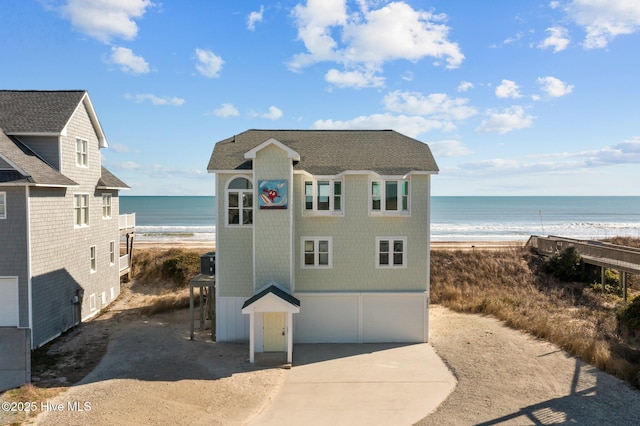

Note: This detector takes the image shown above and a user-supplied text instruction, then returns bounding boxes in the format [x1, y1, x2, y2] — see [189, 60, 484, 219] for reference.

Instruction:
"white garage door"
[0, 277, 19, 327]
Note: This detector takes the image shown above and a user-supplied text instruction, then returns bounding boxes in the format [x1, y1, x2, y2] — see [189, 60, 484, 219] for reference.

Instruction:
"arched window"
[227, 177, 253, 226]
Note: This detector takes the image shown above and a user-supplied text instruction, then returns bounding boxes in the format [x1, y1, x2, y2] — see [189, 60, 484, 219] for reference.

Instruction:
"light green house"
[207, 130, 438, 363]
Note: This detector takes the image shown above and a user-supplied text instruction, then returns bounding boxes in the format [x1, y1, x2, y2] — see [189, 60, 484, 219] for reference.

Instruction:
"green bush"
[544, 246, 583, 282]
[161, 250, 200, 287]
[618, 297, 640, 341]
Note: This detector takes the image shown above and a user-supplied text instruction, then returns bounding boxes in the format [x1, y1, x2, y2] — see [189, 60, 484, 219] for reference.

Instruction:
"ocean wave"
[134, 225, 216, 241]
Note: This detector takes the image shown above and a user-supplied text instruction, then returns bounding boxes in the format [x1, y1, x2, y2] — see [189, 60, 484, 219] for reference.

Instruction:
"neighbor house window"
[0, 192, 5, 219]
[227, 177, 253, 226]
[102, 194, 112, 219]
[371, 179, 409, 214]
[304, 179, 342, 214]
[109, 241, 115, 265]
[376, 237, 407, 268]
[74, 194, 89, 227]
[302, 237, 332, 268]
[76, 138, 88, 166]
[90, 246, 96, 273]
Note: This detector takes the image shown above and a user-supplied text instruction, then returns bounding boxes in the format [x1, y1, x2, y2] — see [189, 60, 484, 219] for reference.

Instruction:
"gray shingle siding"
[0, 187, 29, 328]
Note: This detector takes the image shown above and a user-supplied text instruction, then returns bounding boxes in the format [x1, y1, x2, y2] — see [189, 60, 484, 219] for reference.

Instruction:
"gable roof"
[0, 130, 78, 187]
[207, 129, 439, 176]
[0, 90, 107, 147]
[241, 284, 301, 310]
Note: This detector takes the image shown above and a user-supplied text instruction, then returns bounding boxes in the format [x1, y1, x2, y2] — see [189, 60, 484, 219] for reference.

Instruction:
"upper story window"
[102, 194, 112, 219]
[371, 179, 409, 215]
[90, 245, 97, 273]
[74, 194, 89, 227]
[304, 179, 342, 214]
[376, 237, 407, 268]
[302, 237, 332, 268]
[227, 177, 253, 226]
[76, 138, 88, 167]
[0, 192, 5, 219]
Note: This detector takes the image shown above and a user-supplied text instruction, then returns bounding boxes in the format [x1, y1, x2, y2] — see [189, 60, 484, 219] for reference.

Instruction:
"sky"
[2, 0, 640, 196]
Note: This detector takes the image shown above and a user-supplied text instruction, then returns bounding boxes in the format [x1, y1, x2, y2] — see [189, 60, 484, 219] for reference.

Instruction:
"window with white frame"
[0, 192, 5, 219]
[74, 194, 89, 227]
[102, 194, 112, 219]
[227, 177, 253, 226]
[376, 237, 407, 268]
[90, 245, 97, 273]
[76, 138, 88, 167]
[302, 237, 332, 268]
[304, 179, 342, 213]
[371, 179, 409, 214]
[109, 241, 115, 265]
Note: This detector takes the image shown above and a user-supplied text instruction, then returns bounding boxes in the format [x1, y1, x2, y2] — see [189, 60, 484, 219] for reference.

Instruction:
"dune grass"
[430, 245, 640, 387]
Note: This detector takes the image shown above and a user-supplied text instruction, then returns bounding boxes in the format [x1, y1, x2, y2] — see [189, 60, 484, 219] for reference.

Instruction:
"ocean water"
[120, 196, 640, 242]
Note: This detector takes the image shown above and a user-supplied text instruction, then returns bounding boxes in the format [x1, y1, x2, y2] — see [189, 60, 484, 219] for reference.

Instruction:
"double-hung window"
[90, 246, 97, 273]
[376, 237, 407, 268]
[302, 237, 332, 268]
[109, 241, 115, 266]
[227, 177, 253, 226]
[76, 138, 88, 167]
[371, 179, 409, 214]
[0, 192, 5, 219]
[304, 179, 342, 214]
[74, 194, 89, 227]
[102, 194, 112, 219]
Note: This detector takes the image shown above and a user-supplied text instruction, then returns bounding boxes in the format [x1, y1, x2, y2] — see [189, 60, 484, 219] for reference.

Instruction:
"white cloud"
[565, 0, 640, 48]
[476, 106, 535, 134]
[583, 137, 640, 166]
[124, 93, 185, 106]
[60, 0, 154, 43]
[247, 5, 264, 31]
[108, 143, 132, 153]
[107, 46, 149, 75]
[495, 79, 522, 99]
[549, 1, 561, 9]
[107, 160, 207, 179]
[195, 48, 224, 78]
[289, 1, 464, 85]
[383, 91, 477, 121]
[213, 103, 239, 118]
[325, 68, 385, 88]
[428, 140, 473, 157]
[538, 26, 570, 52]
[260, 106, 283, 120]
[457, 81, 474, 92]
[313, 113, 454, 138]
[537, 76, 574, 97]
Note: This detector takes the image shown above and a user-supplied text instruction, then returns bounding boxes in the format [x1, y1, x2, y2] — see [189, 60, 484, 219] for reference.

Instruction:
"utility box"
[200, 252, 216, 276]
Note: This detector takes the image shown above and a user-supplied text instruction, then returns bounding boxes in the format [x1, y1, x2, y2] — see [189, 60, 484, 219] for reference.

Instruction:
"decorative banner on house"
[258, 180, 288, 209]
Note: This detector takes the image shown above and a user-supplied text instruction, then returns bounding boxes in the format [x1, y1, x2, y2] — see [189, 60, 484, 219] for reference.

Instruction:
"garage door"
[0, 277, 19, 326]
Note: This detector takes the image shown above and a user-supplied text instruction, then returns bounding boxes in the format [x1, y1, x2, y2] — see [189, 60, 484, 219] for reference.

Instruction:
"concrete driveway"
[250, 343, 456, 426]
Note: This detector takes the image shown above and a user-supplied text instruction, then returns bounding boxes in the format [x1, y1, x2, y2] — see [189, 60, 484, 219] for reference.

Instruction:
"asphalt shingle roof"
[98, 166, 130, 189]
[207, 129, 439, 175]
[0, 90, 86, 134]
[242, 284, 301, 310]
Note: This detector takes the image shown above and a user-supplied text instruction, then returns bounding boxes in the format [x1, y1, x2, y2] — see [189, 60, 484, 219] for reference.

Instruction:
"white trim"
[244, 138, 300, 161]
[109, 240, 116, 266]
[0, 153, 29, 176]
[73, 193, 90, 228]
[375, 236, 407, 268]
[301, 177, 344, 216]
[102, 193, 112, 219]
[89, 293, 96, 312]
[90, 245, 97, 273]
[301, 237, 333, 268]
[225, 175, 254, 228]
[26, 186, 33, 341]
[0, 191, 5, 219]
[75, 138, 88, 167]
[369, 177, 410, 216]
[289, 164, 294, 292]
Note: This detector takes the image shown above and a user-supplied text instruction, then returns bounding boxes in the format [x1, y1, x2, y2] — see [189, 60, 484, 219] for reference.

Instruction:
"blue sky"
[2, 0, 640, 196]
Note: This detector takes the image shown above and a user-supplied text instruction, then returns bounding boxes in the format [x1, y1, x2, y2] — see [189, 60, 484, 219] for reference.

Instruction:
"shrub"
[618, 297, 640, 342]
[161, 250, 201, 287]
[544, 246, 583, 282]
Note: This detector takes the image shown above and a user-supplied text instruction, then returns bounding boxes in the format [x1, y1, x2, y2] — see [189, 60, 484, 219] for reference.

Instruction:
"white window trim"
[225, 175, 254, 228]
[301, 237, 333, 269]
[376, 237, 407, 269]
[89, 293, 96, 312]
[90, 245, 97, 273]
[0, 192, 6, 219]
[369, 178, 410, 216]
[74, 193, 90, 228]
[76, 138, 88, 167]
[109, 241, 115, 266]
[102, 193, 112, 219]
[302, 177, 344, 216]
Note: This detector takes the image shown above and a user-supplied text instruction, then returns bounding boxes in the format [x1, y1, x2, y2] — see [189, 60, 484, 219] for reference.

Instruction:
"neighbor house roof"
[0, 130, 78, 187]
[0, 90, 108, 147]
[207, 129, 439, 176]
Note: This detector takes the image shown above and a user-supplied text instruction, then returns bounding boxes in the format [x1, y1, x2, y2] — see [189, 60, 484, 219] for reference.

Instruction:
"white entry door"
[263, 312, 285, 352]
[0, 277, 19, 326]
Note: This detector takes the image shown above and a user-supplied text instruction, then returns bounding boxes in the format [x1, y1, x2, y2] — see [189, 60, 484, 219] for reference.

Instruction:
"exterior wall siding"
[16, 135, 60, 170]
[216, 173, 253, 298]
[253, 145, 292, 291]
[0, 187, 29, 328]
[29, 103, 121, 347]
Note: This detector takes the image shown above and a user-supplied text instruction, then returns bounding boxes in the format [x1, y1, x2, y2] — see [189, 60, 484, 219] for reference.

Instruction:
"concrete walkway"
[250, 343, 456, 425]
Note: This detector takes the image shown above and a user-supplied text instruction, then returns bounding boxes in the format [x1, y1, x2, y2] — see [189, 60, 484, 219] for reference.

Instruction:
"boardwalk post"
[622, 271, 627, 302]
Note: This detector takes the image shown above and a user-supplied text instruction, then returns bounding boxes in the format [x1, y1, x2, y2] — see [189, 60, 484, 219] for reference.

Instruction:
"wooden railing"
[119, 213, 136, 230]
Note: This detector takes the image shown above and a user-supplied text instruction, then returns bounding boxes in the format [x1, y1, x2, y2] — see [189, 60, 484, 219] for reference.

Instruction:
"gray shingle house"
[0, 90, 128, 390]
[208, 129, 438, 363]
